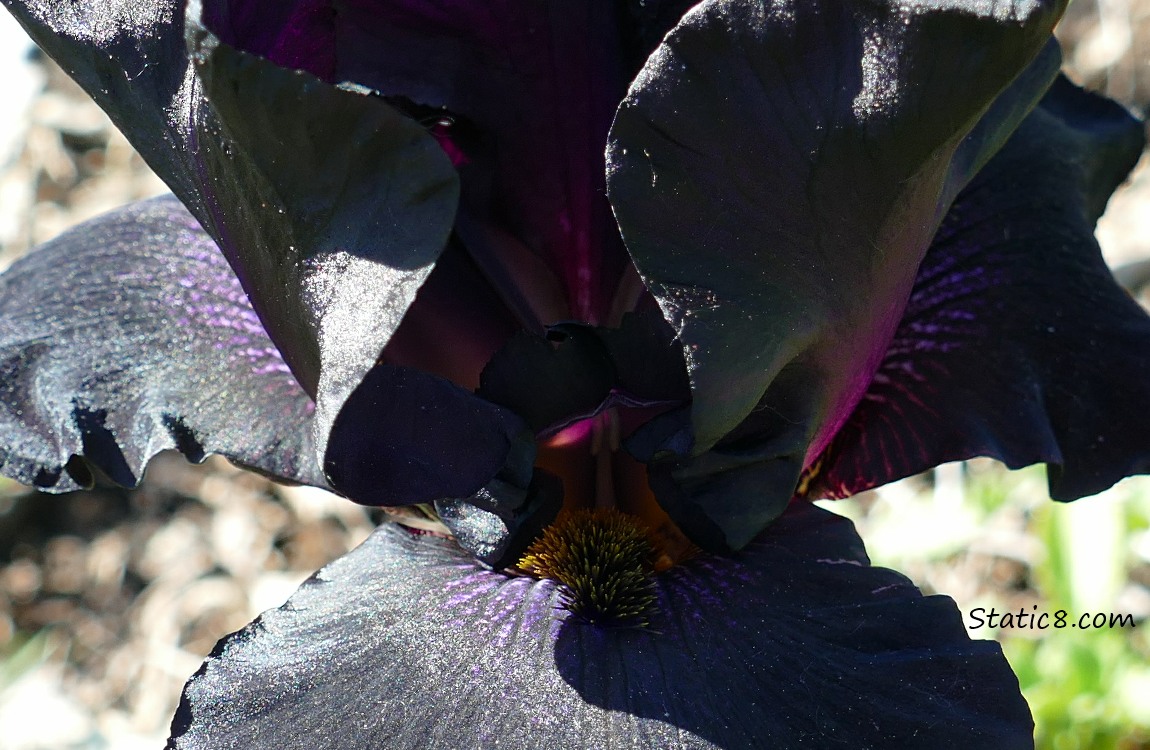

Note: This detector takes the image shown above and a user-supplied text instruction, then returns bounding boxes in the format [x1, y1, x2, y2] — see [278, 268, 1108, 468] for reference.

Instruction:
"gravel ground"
[0, 5, 1147, 749]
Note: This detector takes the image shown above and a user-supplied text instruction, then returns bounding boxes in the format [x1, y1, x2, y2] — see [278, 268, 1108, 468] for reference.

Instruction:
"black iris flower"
[1, 0, 1148, 747]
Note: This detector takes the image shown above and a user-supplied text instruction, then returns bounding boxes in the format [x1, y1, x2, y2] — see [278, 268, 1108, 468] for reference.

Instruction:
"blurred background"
[0, 4, 1148, 749]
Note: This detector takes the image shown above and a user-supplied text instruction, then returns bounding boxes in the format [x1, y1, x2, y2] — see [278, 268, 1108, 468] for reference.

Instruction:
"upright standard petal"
[801, 77, 1150, 502]
[4, 1, 501, 508]
[202, 0, 645, 326]
[0, 197, 322, 491]
[4, 0, 458, 399]
[168, 502, 1033, 749]
[606, 0, 1065, 550]
[182, 20, 530, 509]
[185, 13, 458, 401]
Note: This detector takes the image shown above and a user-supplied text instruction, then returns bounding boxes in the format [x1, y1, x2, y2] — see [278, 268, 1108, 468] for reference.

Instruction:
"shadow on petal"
[167, 502, 1031, 749]
[607, 0, 1064, 551]
[805, 76, 1150, 503]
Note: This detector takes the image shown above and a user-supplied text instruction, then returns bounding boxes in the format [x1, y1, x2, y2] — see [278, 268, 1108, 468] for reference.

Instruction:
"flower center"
[535, 408, 694, 573]
[517, 507, 657, 627]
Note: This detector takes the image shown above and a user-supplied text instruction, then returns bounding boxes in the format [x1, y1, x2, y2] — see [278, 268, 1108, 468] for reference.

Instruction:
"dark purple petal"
[168, 502, 1032, 749]
[937, 40, 1064, 219]
[202, 0, 638, 325]
[186, 26, 520, 512]
[5, 1, 489, 506]
[598, 307, 692, 405]
[7, 0, 457, 400]
[323, 364, 533, 507]
[606, 0, 1064, 550]
[190, 15, 538, 515]
[478, 325, 617, 435]
[323, 353, 557, 564]
[0, 197, 322, 491]
[186, 19, 457, 411]
[433, 468, 563, 568]
[380, 238, 522, 392]
[200, 0, 336, 78]
[476, 313, 689, 439]
[803, 76, 1150, 502]
[329, 0, 633, 324]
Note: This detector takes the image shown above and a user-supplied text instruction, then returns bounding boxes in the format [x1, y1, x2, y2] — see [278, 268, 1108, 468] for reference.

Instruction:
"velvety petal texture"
[0, 197, 322, 491]
[606, 0, 1065, 550]
[323, 364, 532, 506]
[802, 76, 1150, 502]
[477, 314, 689, 436]
[168, 503, 1033, 749]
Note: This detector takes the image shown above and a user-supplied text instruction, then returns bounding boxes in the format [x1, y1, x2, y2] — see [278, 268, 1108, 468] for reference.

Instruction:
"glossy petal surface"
[169, 503, 1032, 749]
[184, 23, 518, 505]
[203, 0, 638, 325]
[4, 1, 484, 505]
[607, 0, 1064, 550]
[804, 77, 1150, 501]
[187, 18, 459, 402]
[5, 0, 459, 395]
[0, 197, 322, 491]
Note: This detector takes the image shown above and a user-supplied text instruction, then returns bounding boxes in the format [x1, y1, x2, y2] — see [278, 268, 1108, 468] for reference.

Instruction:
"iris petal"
[4, 0, 539, 506]
[803, 76, 1150, 501]
[169, 502, 1032, 748]
[323, 363, 532, 507]
[0, 197, 322, 491]
[201, 0, 637, 324]
[7, 0, 459, 405]
[322, 0, 634, 323]
[606, 0, 1065, 550]
[187, 16, 460, 463]
[188, 22, 527, 509]
[200, 0, 336, 79]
